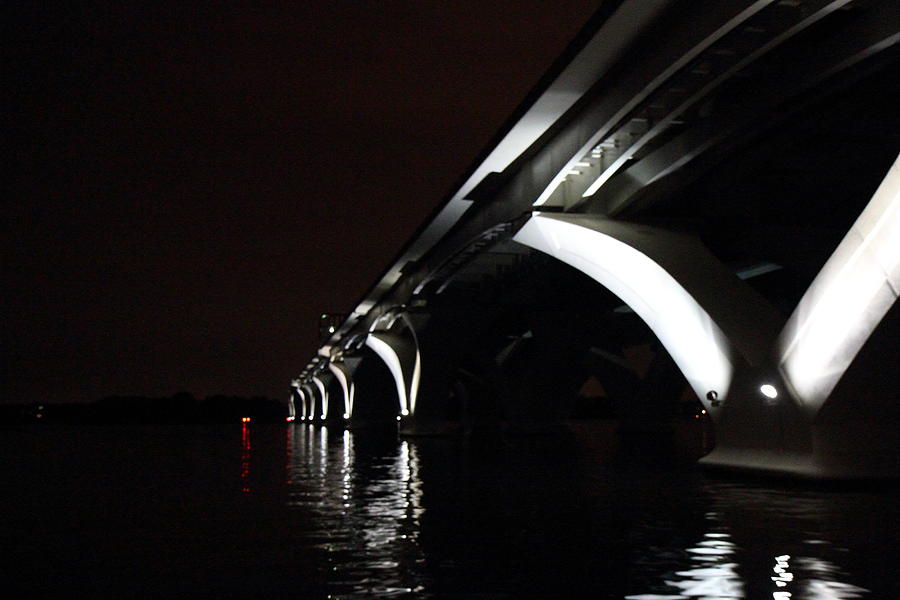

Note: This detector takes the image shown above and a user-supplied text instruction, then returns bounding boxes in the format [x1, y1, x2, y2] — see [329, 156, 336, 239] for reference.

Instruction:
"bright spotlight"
[760, 384, 778, 399]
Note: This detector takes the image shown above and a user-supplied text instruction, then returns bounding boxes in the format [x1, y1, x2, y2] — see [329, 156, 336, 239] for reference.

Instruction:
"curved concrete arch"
[287, 389, 297, 422]
[312, 375, 328, 420]
[398, 314, 423, 416]
[302, 381, 316, 421]
[778, 154, 900, 417]
[298, 386, 310, 421]
[365, 331, 421, 417]
[328, 361, 356, 420]
[513, 213, 783, 411]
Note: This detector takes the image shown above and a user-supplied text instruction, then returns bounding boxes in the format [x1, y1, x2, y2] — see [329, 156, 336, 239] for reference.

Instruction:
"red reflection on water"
[241, 421, 251, 493]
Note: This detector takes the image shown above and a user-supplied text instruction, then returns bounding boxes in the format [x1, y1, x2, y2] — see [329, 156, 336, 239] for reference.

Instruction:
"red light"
[286, 416, 294, 422]
[242, 417, 251, 423]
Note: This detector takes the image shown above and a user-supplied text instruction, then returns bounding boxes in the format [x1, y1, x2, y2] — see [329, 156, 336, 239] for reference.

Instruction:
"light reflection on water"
[283, 425, 894, 599]
[622, 484, 885, 600]
[286, 425, 428, 598]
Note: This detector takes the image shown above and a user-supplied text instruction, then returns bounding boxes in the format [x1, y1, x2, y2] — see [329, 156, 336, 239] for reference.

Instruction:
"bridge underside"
[296, 1, 899, 479]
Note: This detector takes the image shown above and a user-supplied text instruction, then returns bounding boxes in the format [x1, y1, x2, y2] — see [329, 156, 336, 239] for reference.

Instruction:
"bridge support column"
[367, 310, 485, 436]
[328, 357, 361, 423]
[513, 157, 899, 479]
[287, 386, 297, 422]
[311, 371, 344, 424]
[411, 329, 466, 436]
[706, 155, 900, 478]
[301, 383, 317, 423]
[513, 212, 782, 414]
[365, 331, 419, 418]
[512, 212, 832, 476]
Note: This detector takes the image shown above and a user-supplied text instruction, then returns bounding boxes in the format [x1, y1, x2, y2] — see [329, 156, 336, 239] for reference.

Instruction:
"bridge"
[290, 0, 899, 479]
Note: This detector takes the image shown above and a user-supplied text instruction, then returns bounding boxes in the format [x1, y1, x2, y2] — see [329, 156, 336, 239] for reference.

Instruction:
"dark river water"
[2, 423, 896, 599]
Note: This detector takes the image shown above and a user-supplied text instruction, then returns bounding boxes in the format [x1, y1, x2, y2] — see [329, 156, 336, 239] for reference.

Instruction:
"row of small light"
[285, 414, 407, 422]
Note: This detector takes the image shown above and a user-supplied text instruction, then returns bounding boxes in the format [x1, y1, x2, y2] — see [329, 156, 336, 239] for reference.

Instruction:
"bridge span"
[292, 0, 899, 479]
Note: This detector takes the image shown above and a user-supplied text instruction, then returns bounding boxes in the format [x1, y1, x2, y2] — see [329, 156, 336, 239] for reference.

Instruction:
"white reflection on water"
[285, 426, 428, 598]
[626, 486, 875, 600]
[772, 553, 793, 596]
[793, 556, 869, 599]
[626, 514, 744, 600]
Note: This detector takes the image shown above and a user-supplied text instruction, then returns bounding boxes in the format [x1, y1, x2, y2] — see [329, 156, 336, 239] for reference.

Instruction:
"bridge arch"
[364, 312, 422, 418]
[777, 154, 900, 418]
[513, 213, 783, 416]
[300, 383, 316, 422]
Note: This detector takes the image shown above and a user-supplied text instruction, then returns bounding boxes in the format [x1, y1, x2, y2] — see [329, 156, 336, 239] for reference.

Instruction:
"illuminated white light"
[409, 350, 421, 414]
[401, 409, 410, 416]
[365, 335, 410, 416]
[294, 387, 307, 420]
[771, 555, 793, 591]
[400, 313, 423, 415]
[514, 215, 733, 404]
[575, 161, 591, 167]
[329, 363, 354, 420]
[301, 386, 314, 421]
[343, 413, 350, 420]
[779, 155, 900, 415]
[760, 384, 778, 399]
[396, 416, 402, 421]
[312, 376, 328, 420]
[349, 381, 355, 418]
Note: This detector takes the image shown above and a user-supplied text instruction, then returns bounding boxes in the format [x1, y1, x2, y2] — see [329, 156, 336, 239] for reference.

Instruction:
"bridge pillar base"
[703, 368, 898, 480]
[398, 418, 461, 437]
[343, 417, 395, 431]
[701, 420, 899, 480]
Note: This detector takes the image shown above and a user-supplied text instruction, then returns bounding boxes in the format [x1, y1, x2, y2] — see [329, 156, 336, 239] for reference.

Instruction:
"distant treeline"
[1, 393, 287, 425]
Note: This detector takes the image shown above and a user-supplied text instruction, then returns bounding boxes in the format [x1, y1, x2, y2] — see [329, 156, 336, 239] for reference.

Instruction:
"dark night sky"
[4, 1, 601, 403]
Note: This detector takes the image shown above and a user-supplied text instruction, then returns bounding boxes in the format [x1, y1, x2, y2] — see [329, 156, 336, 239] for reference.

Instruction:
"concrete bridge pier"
[308, 370, 343, 425]
[703, 304, 900, 480]
[328, 357, 361, 424]
[391, 309, 472, 437]
[509, 159, 900, 479]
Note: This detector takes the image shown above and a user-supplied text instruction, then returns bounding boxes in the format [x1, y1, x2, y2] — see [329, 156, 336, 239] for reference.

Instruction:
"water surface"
[2, 423, 896, 598]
